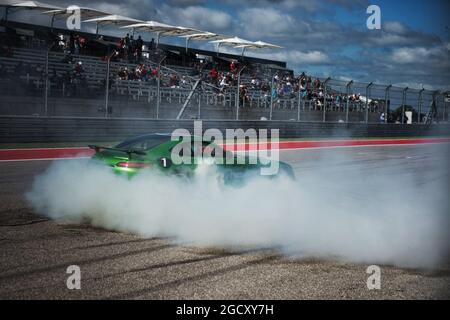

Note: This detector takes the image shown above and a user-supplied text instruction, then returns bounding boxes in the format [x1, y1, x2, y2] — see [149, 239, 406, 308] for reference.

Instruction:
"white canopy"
[236, 40, 283, 49]
[181, 32, 226, 41]
[121, 21, 178, 33]
[83, 14, 143, 34]
[210, 36, 255, 47]
[43, 6, 110, 19]
[209, 36, 255, 55]
[1, 0, 62, 20]
[121, 21, 200, 46]
[1, 0, 61, 10]
[234, 40, 283, 56]
[84, 14, 143, 26]
[42, 6, 110, 28]
[180, 32, 227, 52]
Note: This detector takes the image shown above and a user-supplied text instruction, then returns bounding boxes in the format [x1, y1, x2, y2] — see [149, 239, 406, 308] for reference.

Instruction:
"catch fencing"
[0, 47, 448, 124]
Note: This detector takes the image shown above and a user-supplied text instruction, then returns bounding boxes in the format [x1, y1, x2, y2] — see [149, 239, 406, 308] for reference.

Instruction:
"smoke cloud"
[26, 148, 450, 269]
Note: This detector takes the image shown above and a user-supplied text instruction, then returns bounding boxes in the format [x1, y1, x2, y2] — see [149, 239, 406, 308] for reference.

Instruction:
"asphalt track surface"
[0, 144, 449, 299]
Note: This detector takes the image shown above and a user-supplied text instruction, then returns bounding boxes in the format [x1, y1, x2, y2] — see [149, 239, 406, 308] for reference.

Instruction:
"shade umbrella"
[209, 36, 255, 56]
[234, 40, 283, 56]
[43, 6, 110, 28]
[0, 0, 62, 21]
[121, 21, 195, 47]
[180, 32, 227, 53]
[237, 40, 283, 49]
[83, 14, 143, 34]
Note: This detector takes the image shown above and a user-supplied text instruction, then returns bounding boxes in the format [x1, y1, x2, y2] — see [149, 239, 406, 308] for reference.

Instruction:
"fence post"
[156, 56, 167, 119]
[236, 66, 246, 120]
[105, 57, 110, 118]
[345, 80, 353, 123]
[401, 87, 408, 124]
[442, 92, 445, 122]
[384, 84, 392, 124]
[432, 91, 439, 123]
[269, 75, 275, 120]
[297, 89, 302, 122]
[418, 88, 424, 124]
[198, 93, 201, 119]
[44, 49, 49, 117]
[365, 82, 373, 123]
[323, 77, 331, 122]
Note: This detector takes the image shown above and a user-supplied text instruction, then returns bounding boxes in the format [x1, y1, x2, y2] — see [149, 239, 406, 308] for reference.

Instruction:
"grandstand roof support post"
[156, 32, 161, 48]
[50, 13, 56, 30]
[418, 88, 424, 124]
[185, 37, 190, 53]
[384, 84, 392, 124]
[216, 43, 223, 57]
[345, 80, 353, 123]
[401, 87, 409, 124]
[269, 75, 275, 120]
[4, 7, 9, 22]
[323, 77, 331, 123]
[365, 82, 373, 124]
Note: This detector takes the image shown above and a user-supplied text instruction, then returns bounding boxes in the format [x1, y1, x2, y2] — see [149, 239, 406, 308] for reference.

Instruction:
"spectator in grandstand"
[74, 61, 84, 75]
[117, 37, 126, 59]
[118, 67, 129, 80]
[230, 60, 237, 74]
[149, 38, 155, 50]
[136, 36, 144, 63]
[79, 36, 87, 55]
[379, 113, 386, 123]
[169, 74, 180, 88]
[127, 35, 135, 63]
[209, 67, 218, 85]
[73, 35, 80, 55]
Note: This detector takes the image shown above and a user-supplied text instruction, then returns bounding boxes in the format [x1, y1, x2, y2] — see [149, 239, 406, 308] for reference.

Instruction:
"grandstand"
[0, 4, 448, 124]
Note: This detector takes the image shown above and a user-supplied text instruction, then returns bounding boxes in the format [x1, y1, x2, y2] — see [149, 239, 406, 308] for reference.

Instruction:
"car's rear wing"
[88, 145, 146, 158]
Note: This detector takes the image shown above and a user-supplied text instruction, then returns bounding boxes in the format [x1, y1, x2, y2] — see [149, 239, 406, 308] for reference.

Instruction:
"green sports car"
[89, 133, 295, 183]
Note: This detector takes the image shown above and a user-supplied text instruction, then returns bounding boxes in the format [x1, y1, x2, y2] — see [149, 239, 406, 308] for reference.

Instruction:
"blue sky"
[3, 0, 450, 89]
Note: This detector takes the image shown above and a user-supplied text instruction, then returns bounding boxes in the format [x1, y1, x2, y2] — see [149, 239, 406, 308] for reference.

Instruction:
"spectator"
[136, 36, 143, 63]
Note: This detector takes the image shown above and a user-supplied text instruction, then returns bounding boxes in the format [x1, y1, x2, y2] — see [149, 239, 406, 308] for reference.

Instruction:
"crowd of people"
[51, 32, 88, 56]
[117, 34, 145, 64]
[0, 27, 385, 113]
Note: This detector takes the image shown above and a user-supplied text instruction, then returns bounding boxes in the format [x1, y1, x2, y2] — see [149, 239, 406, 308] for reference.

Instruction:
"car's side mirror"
[159, 157, 172, 168]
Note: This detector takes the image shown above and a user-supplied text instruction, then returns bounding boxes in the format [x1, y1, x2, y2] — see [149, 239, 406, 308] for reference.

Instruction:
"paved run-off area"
[0, 144, 449, 299]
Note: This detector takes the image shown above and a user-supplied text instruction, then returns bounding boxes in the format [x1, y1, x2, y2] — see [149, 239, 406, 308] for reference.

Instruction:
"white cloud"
[256, 50, 330, 65]
[158, 5, 232, 32]
[237, 8, 297, 38]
